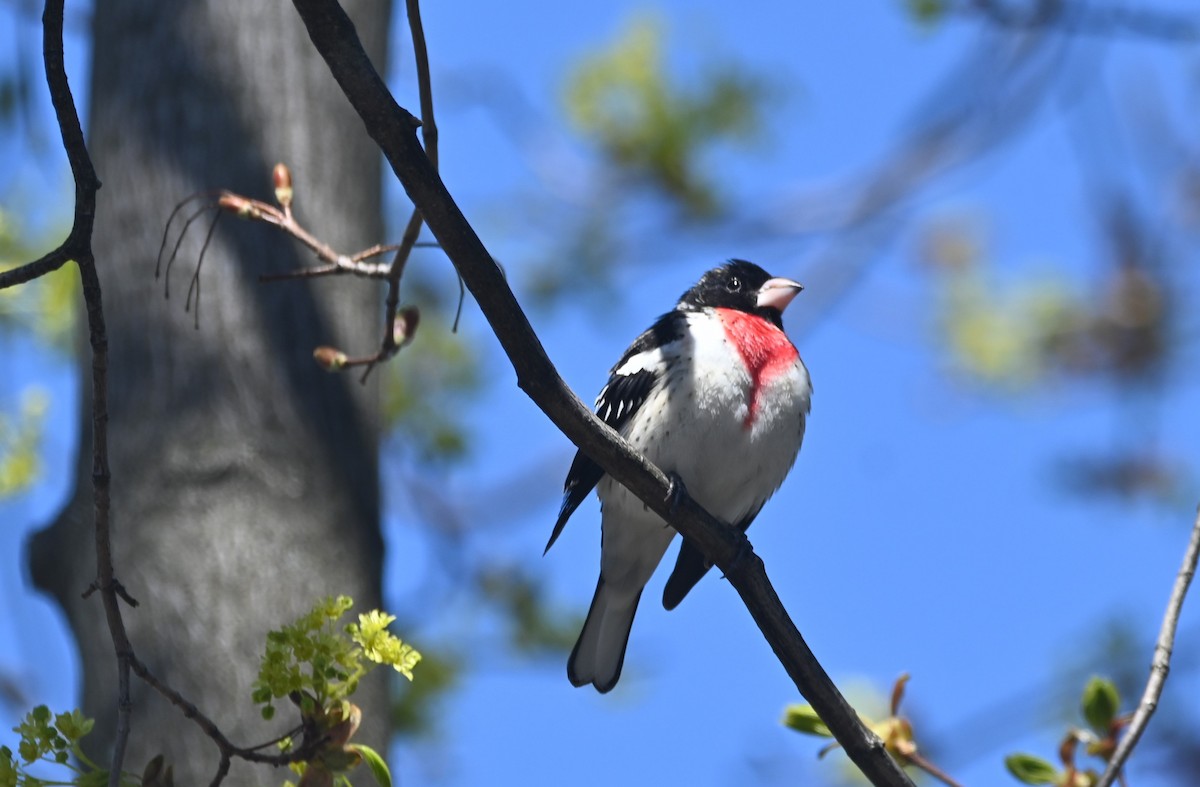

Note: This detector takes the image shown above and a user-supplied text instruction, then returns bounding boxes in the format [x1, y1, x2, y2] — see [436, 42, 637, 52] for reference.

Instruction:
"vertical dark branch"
[43, 0, 99, 227]
[40, 2, 129, 785]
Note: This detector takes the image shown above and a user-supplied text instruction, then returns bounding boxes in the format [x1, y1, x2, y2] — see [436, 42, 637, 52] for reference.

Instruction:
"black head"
[677, 260, 803, 326]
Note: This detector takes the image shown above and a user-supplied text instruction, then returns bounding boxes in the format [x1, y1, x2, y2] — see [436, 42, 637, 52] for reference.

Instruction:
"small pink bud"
[273, 163, 294, 208]
[392, 305, 420, 349]
[313, 346, 348, 371]
[217, 193, 258, 218]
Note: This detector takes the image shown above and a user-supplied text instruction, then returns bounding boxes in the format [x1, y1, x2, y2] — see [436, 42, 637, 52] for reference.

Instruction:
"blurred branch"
[290, 1, 914, 785]
[957, 0, 1200, 41]
[1095, 505, 1200, 787]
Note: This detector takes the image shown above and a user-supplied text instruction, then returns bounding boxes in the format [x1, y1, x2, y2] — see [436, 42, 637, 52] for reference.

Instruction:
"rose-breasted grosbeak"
[545, 259, 811, 693]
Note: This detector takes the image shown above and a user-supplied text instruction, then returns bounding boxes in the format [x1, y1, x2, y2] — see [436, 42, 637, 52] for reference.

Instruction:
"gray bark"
[28, 1, 393, 783]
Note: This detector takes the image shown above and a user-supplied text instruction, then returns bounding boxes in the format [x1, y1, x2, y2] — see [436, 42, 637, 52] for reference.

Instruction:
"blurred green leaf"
[348, 744, 391, 787]
[0, 387, 47, 497]
[564, 14, 772, 218]
[391, 649, 460, 737]
[1081, 676, 1121, 734]
[1004, 753, 1060, 785]
[781, 704, 833, 737]
[381, 321, 479, 464]
[905, 0, 947, 25]
[0, 208, 79, 349]
[479, 567, 583, 654]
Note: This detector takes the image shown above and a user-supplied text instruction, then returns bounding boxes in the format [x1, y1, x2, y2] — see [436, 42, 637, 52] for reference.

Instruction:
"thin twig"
[208, 755, 230, 787]
[0, 245, 70, 290]
[129, 655, 321, 770]
[1095, 505, 1200, 787]
[155, 191, 221, 282]
[906, 751, 963, 787]
[160, 202, 220, 299]
[358, 0, 441, 382]
[185, 211, 222, 328]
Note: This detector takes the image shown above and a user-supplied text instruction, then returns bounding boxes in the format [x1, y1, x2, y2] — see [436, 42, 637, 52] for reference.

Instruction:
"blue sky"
[4, 2, 1200, 786]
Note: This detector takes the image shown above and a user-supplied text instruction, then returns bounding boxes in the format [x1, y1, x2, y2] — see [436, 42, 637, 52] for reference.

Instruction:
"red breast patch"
[715, 308, 799, 429]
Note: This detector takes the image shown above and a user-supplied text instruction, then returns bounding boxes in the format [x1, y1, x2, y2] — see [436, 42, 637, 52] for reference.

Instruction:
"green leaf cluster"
[251, 597, 421, 721]
[564, 14, 770, 217]
[1, 706, 127, 787]
[1005, 677, 1123, 786]
[345, 610, 421, 680]
[251, 597, 419, 787]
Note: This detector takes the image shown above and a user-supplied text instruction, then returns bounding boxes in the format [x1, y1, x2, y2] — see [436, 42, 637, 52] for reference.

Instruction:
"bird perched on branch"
[545, 259, 811, 693]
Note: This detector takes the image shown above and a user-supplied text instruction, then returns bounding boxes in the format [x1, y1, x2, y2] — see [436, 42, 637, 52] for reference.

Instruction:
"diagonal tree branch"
[1095, 505, 1200, 787]
[288, 1, 913, 784]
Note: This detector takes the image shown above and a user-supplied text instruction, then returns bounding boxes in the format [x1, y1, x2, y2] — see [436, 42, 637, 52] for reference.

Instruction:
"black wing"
[661, 505, 762, 610]
[543, 312, 685, 554]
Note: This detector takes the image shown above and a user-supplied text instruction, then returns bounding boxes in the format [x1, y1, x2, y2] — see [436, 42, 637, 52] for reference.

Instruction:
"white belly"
[596, 312, 810, 592]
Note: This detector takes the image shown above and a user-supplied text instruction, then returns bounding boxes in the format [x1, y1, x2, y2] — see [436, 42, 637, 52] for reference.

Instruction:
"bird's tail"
[567, 576, 641, 693]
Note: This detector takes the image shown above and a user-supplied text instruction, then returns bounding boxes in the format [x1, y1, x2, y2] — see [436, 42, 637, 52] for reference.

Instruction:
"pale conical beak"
[756, 277, 804, 311]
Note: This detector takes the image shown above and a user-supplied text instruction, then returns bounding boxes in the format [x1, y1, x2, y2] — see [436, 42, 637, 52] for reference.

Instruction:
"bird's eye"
[726, 276, 741, 291]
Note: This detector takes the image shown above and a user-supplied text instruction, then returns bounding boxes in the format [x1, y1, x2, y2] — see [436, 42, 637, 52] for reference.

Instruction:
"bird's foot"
[721, 532, 755, 579]
[665, 472, 687, 516]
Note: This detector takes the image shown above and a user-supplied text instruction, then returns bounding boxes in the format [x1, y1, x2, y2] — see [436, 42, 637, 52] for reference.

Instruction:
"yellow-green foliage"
[0, 705, 136, 787]
[252, 596, 421, 721]
[564, 14, 769, 217]
[0, 207, 77, 500]
[0, 209, 78, 349]
[0, 388, 47, 497]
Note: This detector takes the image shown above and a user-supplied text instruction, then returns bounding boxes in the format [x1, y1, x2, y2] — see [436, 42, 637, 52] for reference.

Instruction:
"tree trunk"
[29, 1, 392, 782]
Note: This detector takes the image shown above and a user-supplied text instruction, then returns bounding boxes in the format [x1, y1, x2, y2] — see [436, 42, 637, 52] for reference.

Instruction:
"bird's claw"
[665, 472, 687, 516]
[720, 532, 754, 579]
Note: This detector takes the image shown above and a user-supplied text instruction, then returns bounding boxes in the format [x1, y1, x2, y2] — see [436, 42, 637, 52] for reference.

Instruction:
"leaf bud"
[393, 305, 420, 349]
[313, 346, 348, 371]
[273, 163, 294, 208]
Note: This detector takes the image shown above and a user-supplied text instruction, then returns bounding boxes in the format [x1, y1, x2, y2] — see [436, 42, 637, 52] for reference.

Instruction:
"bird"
[544, 259, 812, 693]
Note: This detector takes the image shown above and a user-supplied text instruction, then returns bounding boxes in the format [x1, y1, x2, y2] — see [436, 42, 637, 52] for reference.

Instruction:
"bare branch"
[128, 654, 336, 787]
[1095, 505, 1200, 787]
[31, 2, 133, 786]
[357, 0, 442, 382]
[289, 1, 913, 784]
[0, 245, 71, 289]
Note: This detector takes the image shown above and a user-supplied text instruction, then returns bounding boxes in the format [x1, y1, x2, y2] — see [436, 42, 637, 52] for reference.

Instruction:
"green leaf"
[1004, 753, 1060, 785]
[781, 704, 832, 737]
[349, 744, 392, 787]
[78, 769, 113, 787]
[1081, 676, 1120, 733]
[0, 748, 16, 787]
[54, 708, 94, 742]
[906, 0, 946, 25]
